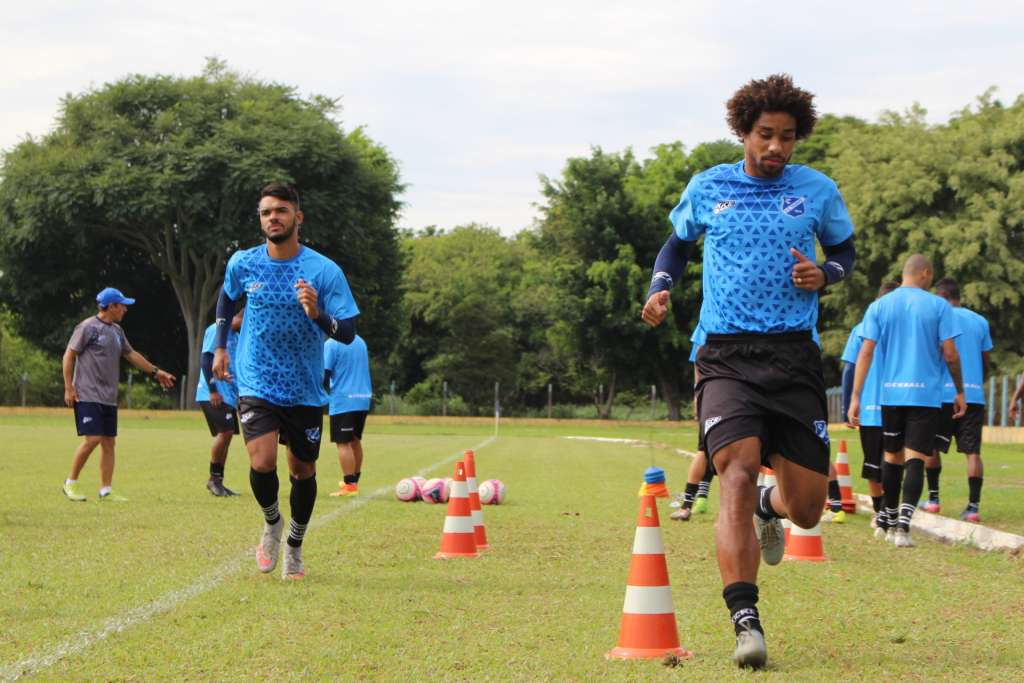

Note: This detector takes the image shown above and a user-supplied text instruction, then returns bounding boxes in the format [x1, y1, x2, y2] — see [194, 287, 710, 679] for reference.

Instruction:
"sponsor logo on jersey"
[305, 427, 321, 443]
[246, 282, 264, 294]
[704, 416, 722, 434]
[813, 419, 830, 445]
[713, 200, 736, 215]
[781, 195, 806, 217]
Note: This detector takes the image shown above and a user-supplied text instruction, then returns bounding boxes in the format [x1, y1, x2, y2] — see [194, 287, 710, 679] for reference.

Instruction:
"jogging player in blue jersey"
[213, 182, 359, 580]
[642, 74, 855, 669]
[925, 277, 991, 521]
[196, 308, 244, 497]
[842, 281, 900, 527]
[324, 335, 373, 497]
[848, 255, 965, 548]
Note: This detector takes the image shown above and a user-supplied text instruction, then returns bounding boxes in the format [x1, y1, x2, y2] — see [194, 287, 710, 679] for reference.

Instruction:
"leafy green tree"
[0, 59, 402, 405]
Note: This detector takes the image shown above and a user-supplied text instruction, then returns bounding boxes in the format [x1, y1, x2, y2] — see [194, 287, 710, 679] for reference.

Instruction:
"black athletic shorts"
[330, 410, 368, 443]
[198, 401, 239, 437]
[934, 402, 984, 455]
[859, 425, 883, 482]
[237, 396, 323, 462]
[696, 331, 830, 476]
[74, 401, 117, 437]
[882, 406, 939, 455]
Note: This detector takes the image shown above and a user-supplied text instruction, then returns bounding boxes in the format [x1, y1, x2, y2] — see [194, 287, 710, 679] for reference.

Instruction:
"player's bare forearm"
[945, 355, 964, 394]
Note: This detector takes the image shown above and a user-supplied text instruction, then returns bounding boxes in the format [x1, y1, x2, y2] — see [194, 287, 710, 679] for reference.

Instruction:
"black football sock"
[210, 462, 225, 478]
[967, 476, 983, 510]
[755, 486, 780, 521]
[827, 480, 842, 512]
[899, 459, 924, 532]
[249, 468, 281, 525]
[926, 464, 941, 501]
[882, 461, 904, 530]
[354, 470, 361, 483]
[871, 495, 883, 513]
[287, 475, 317, 548]
[681, 482, 699, 509]
[723, 582, 762, 635]
[343, 474, 358, 485]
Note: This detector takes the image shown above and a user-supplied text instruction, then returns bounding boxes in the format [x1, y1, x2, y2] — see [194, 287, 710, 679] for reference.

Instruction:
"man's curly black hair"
[726, 74, 818, 140]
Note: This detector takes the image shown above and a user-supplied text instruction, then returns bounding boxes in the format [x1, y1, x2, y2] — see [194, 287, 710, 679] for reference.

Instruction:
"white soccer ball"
[421, 478, 446, 503]
[395, 478, 420, 502]
[478, 479, 506, 505]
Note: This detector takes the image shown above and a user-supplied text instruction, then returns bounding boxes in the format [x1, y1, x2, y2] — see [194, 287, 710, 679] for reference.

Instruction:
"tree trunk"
[660, 376, 682, 421]
[599, 371, 617, 419]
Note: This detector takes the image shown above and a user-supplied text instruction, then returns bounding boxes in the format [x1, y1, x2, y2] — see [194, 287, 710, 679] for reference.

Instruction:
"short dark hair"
[935, 277, 959, 301]
[726, 74, 818, 140]
[878, 280, 900, 298]
[259, 181, 300, 208]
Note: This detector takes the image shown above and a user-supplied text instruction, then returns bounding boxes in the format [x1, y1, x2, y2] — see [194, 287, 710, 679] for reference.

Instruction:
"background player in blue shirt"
[642, 74, 855, 670]
[323, 335, 373, 497]
[669, 324, 715, 521]
[924, 278, 992, 521]
[841, 281, 900, 527]
[848, 255, 965, 547]
[213, 182, 359, 580]
[195, 309, 244, 497]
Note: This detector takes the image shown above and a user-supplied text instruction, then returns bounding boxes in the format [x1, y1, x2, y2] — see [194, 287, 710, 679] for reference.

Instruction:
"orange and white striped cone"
[606, 495, 693, 660]
[463, 450, 489, 550]
[783, 521, 827, 562]
[836, 440, 856, 513]
[434, 460, 478, 559]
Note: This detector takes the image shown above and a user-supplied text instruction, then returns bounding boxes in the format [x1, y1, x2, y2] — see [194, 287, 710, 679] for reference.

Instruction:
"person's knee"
[788, 501, 823, 529]
[100, 436, 116, 449]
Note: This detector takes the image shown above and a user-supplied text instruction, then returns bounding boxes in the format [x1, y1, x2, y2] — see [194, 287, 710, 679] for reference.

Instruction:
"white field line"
[561, 435, 699, 458]
[1, 436, 495, 682]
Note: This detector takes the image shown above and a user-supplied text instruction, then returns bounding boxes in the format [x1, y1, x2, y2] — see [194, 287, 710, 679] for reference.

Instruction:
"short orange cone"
[434, 461, 478, 559]
[783, 521, 828, 562]
[606, 495, 692, 660]
[463, 450, 489, 550]
[836, 440, 856, 513]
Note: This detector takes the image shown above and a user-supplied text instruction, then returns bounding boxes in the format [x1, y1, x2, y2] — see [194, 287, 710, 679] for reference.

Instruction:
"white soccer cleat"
[256, 518, 284, 573]
[733, 626, 767, 669]
[281, 544, 305, 580]
[885, 528, 896, 544]
[754, 515, 785, 566]
[894, 530, 916, 548]
[874, 526, 888, 540]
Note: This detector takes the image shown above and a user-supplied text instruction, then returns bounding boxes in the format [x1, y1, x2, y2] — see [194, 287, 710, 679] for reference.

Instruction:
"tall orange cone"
[783, 521, 828, 562]
[606, 495, 692, 660]
[434, 461, 478, 559]
[835, 440, 856, 513]
[463, 450, 489, 550]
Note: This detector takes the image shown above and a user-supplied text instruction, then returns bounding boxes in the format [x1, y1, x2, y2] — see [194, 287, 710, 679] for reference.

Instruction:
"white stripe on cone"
[471, 510, 483, 525]
[450, 481, 468, 498]
[631, 527, 665, 555]
[622, 585, 675, 614]
[443, 516, 474, 534]
[789, 523, 822, 536]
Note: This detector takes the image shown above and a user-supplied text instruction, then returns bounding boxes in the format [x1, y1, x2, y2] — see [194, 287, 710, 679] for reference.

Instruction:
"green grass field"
[1, 411, 1022, 681]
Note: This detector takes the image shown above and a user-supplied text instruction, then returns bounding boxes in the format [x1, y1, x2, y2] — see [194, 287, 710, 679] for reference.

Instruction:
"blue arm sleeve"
[646, 233, 696, 301]
[214, 289, 236, 349]
[200, 352, 216, 389]
[315, 312, 357, 344]
[841, 362, 855, 414]
[821, 236, 855, 286]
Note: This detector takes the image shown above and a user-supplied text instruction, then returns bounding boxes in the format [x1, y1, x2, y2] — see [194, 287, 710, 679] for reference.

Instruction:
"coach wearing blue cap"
[61, 287, 176, 502]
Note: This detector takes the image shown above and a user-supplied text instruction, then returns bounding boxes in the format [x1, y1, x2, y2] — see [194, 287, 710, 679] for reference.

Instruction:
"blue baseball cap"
[96, 287, 136, 308]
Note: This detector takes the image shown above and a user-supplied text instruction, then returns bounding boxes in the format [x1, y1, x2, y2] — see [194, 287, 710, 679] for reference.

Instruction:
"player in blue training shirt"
[195, 309, 244, 497]
[213, 182, 359, 580]
[323, 335, 373, 497]
[841, 281, 900, 527]
[848, 255, 965, 548]
[642, 75, 856, 670]
[925, 278, 992, 521]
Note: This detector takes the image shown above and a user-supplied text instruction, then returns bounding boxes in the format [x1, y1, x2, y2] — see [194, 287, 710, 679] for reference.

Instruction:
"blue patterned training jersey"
[324, 335, 373, 415]
[195, 323, 239, 408]
[669, 161, 854, 335]
[688, 324, 707, 363]
[940, 307, 992, 405]
[223, 245, 359, 407]
[861, 286, 959, 408]
[841, 322, 883, 428]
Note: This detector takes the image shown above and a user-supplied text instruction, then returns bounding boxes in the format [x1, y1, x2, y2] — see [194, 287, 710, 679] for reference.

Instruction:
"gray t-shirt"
[67, 316, 134, 406]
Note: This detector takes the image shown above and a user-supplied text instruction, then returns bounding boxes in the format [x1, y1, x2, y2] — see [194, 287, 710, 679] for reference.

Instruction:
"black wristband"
[151, 366, 160, 378]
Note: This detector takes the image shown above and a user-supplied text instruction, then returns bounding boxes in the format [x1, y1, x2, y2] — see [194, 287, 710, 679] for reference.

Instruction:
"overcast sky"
[3, 1, 1022, 234]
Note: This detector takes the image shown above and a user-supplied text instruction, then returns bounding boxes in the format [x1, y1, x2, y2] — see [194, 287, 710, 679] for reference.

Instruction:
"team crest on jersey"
[305, 427, 321, 443]
[781, 196, 806, 217]
[246, 282, 264, 294]
[813, 420, 830, 445]
[713, 200, 736, 215]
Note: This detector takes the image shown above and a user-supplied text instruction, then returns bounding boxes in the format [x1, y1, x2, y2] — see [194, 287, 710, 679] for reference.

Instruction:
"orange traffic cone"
[606, 496, 693, 660]
[463, 450, 489, 550]
[836, 440, 856, 513]
[434, 461, 478, 559]
[783, 521, 827, 562]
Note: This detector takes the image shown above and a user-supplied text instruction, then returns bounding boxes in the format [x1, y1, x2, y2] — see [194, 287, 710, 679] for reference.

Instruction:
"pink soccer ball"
[478, 479, 506, 505]
[411, 476, 427, 492]
[420, 478, 446, 503]
[395, 478, 420, 502]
